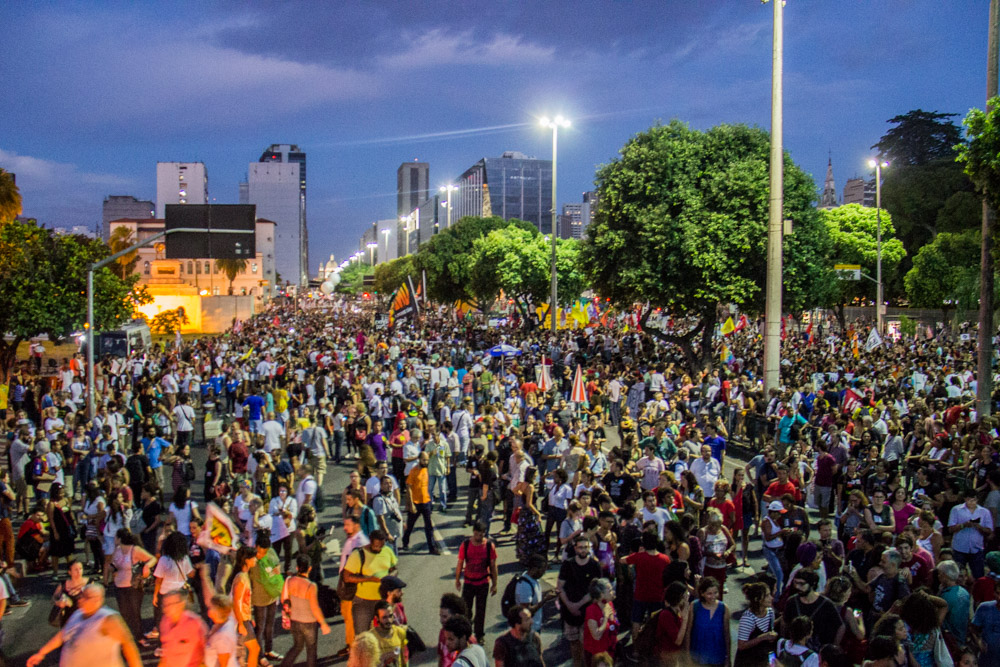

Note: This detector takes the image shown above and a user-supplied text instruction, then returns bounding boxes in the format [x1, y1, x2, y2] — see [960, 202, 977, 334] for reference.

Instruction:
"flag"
[865, 328, 883, 352]
[538, 356, 552, 392]
[734, 314, 748, 333]
[781, 316, 787, 341]
[721, 317, 736, 336]
[720, 343, 729, 363]
[390, 276, 419, 323]
[806, 322, 814, 345]
[198, 502, 240, 555]
[852, 333, 860, 359]
[843, 388, 862, 414]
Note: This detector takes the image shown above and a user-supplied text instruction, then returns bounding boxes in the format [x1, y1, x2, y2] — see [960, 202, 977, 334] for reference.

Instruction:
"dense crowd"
[0, 297, 999, 667]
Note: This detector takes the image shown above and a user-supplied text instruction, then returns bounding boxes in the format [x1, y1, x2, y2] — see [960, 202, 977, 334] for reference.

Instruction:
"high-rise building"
[450, 151, 553, 233]
[843, 177, 876, 207]
[102, 195, 154, 240]
[250, 144, 308, 286]
[581, 191, 599, 238]
[397, 161, 429, 219]
[156, 162, 207, 217]
[561, 203, 583, 239]
[819, 157, 837, 209]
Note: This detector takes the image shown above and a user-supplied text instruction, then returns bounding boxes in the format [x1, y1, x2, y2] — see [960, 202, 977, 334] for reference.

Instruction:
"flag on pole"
[721, 317, 736, 336]
[570, 364, 587, 403]
[198, 502, 240, 555]
[720, 343, 730, 363]
[843, 388, 862, 414]
[781, 316, 787, 341]
[865, 328, 883, 352]
[734, 314, 748, 333]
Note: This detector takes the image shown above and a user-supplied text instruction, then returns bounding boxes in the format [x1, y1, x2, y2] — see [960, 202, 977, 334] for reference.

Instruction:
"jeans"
[280, 621, 318, 667]
[429, 475, 448, 509]
[352, 598, 379, 638]
[465, 487, 480, 524]
[762, 545, 784, 596]
[954, 549, 986, 579]
[478, 492, 497, 538]
[333, 431, 345, 463]
[462, 581, 490, 640]
[609, 400, 621, 426]
[253, 602, 276, 653]
[402, 502, 437, 552]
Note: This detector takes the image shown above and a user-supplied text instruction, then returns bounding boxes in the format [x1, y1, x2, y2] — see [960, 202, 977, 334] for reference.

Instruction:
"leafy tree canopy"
[414, 216, 537, 305]
[581, 120, 829, 371]
[904, 229, 981, 316]
[0, 168, 21, 223]
[872, 109, 963, 166]
[334, 261, 373, 295]
[373, 255, 416, 296]
[958, 96, 1000, 214]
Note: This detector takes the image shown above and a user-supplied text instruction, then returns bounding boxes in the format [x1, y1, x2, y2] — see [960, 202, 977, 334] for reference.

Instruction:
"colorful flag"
[734, 314, 748, 333]
[198, 502, 240, 555]
[852, 333, 860, 359]
[806, 322, 814, 345]
[843, 388, 862, 414]
[720, 343, 729, 363]
[721, 317, 736, 336]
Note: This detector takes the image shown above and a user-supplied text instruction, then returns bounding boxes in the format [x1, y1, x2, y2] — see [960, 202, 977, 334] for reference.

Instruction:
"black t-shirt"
[141, 499, 162, 529]
[782, 594, 843, 646]
[126, 453, 150, 486]
[602, 472, 637, 506]
[493, 630, 543, 667]
[558, 557, 602, 626]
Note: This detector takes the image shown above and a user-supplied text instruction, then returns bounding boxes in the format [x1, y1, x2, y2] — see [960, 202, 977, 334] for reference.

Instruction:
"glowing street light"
[439, 184, 458, 230]
[540, 115, 571, 333]
[868, 159, 890, 334]
[366, 241, 378, 265]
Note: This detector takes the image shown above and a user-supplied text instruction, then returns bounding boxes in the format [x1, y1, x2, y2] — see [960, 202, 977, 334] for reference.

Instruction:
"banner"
[721, 317, 735, 336]
[843, 388, 862, 414]
[390, 275, 419, 323]
[864, 328, 883, 352]
[198, 502, 240, 555]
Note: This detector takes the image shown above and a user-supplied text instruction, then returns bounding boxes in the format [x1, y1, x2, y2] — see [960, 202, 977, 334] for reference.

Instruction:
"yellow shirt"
[406, 467, 430, 505]
[366, 626, 408, 667]
[275, 388, 289, 413]
[345, 546, 398, 601]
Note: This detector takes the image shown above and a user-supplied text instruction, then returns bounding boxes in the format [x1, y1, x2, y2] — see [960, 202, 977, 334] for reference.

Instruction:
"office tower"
[397, 161, 430, 219]
[843, 177, 876, 207]
[251, 144, 307, 285]
[156, 162, 207, 217]
[561, 203, 583, 239]
[102, 195, 154, 240]
[451, 151, 553, 233]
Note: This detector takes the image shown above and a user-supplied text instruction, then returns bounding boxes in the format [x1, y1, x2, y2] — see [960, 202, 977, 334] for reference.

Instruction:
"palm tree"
[215, 258, 248, 295]
[107, 226, 139, 278]
[0, 168, 22, 223]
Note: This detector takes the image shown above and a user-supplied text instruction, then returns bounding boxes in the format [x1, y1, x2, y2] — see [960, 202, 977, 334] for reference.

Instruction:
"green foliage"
[898, 314, 917, 337]
[149, 307, 190, 335]
[334, 261, 373, 295]
[107, 226, 139, 279]
[469, 227, 585, 322]
[373, 255, 416, 296]
[414, 216, 537, 305]
[872, 109, 963, 166]
[215, 258, 248, 295]
[904, 230, 981, 313]
[0, 220, 149, 377]
[0, 168, 21, 223]
[581, 120, 829, 370]
[959, 97, 1000, 214]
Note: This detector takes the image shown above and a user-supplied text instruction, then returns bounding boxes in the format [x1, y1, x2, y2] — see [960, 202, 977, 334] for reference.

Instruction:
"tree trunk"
[0, 337, 23, 384]
[639, 306, 714, 376]
[835, 304, 847, 333]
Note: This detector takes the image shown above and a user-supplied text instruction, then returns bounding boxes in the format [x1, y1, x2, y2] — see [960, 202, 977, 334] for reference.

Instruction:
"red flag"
[806, 322, 814, 345]
[780, 316, 786, 341]
[843, 388, 862, 414]
[734, 314, 748, 332]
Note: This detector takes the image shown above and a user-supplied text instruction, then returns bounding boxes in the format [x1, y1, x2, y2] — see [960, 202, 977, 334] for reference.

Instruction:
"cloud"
[0, 149, 133, 190]
[381, 28, 556, 69]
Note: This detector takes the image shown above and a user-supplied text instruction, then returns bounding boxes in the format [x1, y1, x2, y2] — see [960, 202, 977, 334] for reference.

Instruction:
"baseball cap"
[379, 576, 407, 595]
[767, 500, 786, 513]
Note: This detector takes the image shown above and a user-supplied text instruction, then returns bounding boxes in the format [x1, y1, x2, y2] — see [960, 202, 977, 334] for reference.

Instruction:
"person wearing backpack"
[454, 522, 498, 640]
[507, 555, 557, 634]
[335, 514, 370, 657]
[250, 533, 285, 664]
[775, 615, 820, 667]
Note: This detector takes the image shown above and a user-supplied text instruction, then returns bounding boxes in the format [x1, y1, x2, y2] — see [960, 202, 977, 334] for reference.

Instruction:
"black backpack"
[500, 571, 528, 618]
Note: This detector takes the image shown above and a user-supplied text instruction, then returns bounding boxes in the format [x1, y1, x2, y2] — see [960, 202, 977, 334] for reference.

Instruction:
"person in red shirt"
[707, 480, 737, 532]
[583, 578, 619, 661]
[763, 465, 800, 504]
[896, 534, 933, 588]
[655, 581, 691, 664]
[453, 522, 498, 640]
[622, 532, 671, 635]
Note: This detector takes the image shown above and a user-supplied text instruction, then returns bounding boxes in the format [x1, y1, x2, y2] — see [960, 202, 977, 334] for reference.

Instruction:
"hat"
[767, 500, 786, 513]
[796, 542, 818, 567]
[379, 576, 407, 594]
[986, 551, 1000, 575]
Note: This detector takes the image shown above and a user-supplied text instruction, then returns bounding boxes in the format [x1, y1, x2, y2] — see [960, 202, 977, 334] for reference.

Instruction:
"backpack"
[336, 547, 367, 603]
[24, 455, 40, 486]
[500, 571, 528, 618]
[777, 639, 815, 667]
[183, 459, 196, 483]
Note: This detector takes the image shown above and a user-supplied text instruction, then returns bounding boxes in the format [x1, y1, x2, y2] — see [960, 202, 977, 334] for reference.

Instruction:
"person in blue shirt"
[775, 403, 809, 459]
[243, 390, 266, 435]
[703, 423, 726, 468]
[142, 427, 171, 490]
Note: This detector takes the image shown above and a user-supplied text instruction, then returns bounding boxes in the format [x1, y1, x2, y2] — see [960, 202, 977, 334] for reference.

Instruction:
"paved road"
[5, 425, 769, 666]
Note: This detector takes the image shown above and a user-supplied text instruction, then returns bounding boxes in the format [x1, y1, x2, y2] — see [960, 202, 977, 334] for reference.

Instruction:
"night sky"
[0, 1, 988, 270]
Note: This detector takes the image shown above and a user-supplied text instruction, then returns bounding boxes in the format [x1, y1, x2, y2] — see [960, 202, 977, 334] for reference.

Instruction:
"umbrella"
[537, 355, 552, 392]
[487, 344, 522, 358]
[570, 364, 587, 403]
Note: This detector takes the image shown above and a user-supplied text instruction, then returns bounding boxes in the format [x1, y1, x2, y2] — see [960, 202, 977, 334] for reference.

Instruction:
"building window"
[213, 286, 220, 296]
[188, 261, 193, 274]
[143, 261, 150, 274]
[204, 262, 210, 274]
[252, 263, 258, 273]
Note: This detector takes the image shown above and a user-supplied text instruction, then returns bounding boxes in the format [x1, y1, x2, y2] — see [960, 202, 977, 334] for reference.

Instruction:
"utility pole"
[763, 0, 784, 395]
[979, 0, 999, 418]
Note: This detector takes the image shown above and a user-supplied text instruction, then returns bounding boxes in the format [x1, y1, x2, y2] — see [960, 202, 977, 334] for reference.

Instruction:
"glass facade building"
[451, 151, 553, 233]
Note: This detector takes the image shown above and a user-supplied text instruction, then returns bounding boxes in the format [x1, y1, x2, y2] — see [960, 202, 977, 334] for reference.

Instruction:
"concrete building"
[450, 151, 553, 233]
[581, 190, 599, 238]
[397, 161, 429, 219]
[156, 162, 207, 217]
[843, 177, 876, 207]
[819, 157, 838, 209]
[247, 145, 308, 286]
[561, 203, 583, 239]
[102, 195, 154, 240]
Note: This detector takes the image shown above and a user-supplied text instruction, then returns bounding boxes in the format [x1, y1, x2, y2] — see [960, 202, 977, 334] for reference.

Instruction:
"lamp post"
[367, 242, 377, 265]
[540, 115, 570, 333]
[380, 228, 391, 263]
[868, 159, 889, 334]
[762, 0, 783, 395]
[439, 184, 457, 230]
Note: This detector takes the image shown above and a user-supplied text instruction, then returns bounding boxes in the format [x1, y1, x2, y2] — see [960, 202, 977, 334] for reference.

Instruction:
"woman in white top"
[168, 486, 201, 541]
[81, 482, 107, 574]
[268, 485, 298, 571]
[102, 493, 133, 568]
[761, 501, 788, 595]
[150, 531, 195, 638]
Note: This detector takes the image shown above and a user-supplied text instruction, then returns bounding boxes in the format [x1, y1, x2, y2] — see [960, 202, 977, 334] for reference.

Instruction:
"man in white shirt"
[690, 445, 721, 500]
[261, 413, 285, 455]
[172, 395, 196, 448]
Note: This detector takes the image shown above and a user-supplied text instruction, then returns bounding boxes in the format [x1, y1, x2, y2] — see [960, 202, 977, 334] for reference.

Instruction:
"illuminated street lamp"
[539, 115, 570, 333]
[366, 241, 377, 265]
[868, 158, 890, 334]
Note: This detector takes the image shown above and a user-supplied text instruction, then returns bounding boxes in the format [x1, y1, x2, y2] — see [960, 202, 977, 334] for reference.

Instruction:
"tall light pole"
[763, 0, 783, 395]
[541, 115, 570, 333]
[367, 242, 377, 265]
[868, 159, 889, 334]
[380, 228, 391, 263]
[440, 184, 457, 230]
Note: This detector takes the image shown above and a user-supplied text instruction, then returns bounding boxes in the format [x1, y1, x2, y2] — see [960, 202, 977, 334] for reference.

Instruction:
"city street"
[6, 423, 763, 666]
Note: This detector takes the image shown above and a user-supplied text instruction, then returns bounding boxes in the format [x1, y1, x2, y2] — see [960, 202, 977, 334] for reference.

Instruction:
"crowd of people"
[0, 296, 997, 667]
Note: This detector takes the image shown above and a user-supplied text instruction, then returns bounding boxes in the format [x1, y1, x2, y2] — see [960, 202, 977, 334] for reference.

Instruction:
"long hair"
[225, 545, 257, 593]
[346, 632, 381, 667]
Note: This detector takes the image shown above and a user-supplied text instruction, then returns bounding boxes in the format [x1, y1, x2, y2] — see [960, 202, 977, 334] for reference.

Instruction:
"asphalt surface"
[5, 423, 768, 666]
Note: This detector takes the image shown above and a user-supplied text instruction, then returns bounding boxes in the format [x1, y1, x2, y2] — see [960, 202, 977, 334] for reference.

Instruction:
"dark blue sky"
[0, 1, 987, 270]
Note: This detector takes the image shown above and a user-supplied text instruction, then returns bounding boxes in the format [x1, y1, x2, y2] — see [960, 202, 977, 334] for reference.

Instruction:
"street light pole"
[541, 115, 570, 334]
[440, 185, 457, 230]
[763, 0, 784, 395]
[869, 159, 889, 333]
[367, 242, 377, 265]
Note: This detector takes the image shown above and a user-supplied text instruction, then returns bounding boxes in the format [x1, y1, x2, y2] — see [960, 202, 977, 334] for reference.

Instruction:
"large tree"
[0, 220, 149, 379]
[373, 255, 417, 296]
[215, 259, 248, 295]
[414, 215, 537, 305]
[872, 109, 964, 166]
[469, 226, 586, 326]
[0, 168, 21, 224]
[581, 120, 830, 372]
[904, 229, 982, 322]
[819, 204, 906, 331]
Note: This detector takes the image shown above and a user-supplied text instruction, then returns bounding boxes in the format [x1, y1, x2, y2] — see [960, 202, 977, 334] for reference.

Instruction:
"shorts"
[248, 419, 263, 434]
[563, 622, 583, 642]
[238, 619, 258, 646]
[813, 485, 833, 509]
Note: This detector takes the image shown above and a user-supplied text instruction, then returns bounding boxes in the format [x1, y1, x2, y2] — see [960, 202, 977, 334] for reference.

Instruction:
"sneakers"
[9, 599, 29, 607]
[145, 629, 160, 639]
[266, 652, 284, 661]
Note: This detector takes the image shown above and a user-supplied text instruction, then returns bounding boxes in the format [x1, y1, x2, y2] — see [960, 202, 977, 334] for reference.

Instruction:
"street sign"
[834, 264, 861, 281]
[165, 204, 256, 259]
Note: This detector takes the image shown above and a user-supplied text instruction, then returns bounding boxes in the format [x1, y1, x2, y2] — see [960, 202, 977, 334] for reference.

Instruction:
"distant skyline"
[0, 1, 989, 269]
